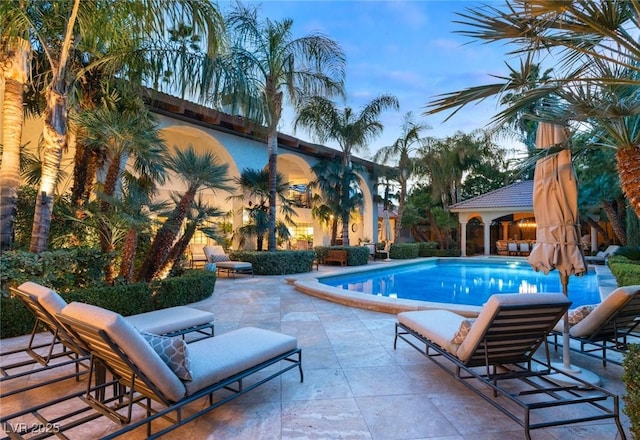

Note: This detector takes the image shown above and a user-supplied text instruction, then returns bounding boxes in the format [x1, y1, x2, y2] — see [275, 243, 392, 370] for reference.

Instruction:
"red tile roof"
[450, 180, 533, 211]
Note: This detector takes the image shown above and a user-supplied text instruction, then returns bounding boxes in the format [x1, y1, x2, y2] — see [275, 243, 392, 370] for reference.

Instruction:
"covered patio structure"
[451, 180, 604, 257]
[450, 181, 534, 257]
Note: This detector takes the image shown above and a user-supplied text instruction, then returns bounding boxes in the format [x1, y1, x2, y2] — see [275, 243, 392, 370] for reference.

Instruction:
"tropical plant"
[229, 168, 296, 251]
[373, 112, 429, 241]
[295, 94, 399, 244]
[308, 159, 364, 246]
[224, 3, 345, 251]
[424, 0, 640, 219]
[137, 145, 231, 281]
[1, 0, 226, 253]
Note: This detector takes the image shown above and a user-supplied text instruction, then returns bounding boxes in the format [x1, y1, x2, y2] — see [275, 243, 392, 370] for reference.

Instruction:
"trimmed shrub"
[230, 250, 316, 275]
[608, 255, 640, 286]
[417, 241, 438, 256]
[623, 344, 640, 439]
[314, 246, 369, 267]
[389, 243, 419, 259]
[1, 270, 216, 339]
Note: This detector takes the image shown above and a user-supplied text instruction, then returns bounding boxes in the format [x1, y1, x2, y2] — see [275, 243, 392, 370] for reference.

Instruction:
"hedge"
[389, 243, 419, 259]
[314, 246, 369, 266]
[607, 255, 640, 286]
[417, 241, 438, 256]
[1, 269, 216, 339]
[230, 250, 316, 275]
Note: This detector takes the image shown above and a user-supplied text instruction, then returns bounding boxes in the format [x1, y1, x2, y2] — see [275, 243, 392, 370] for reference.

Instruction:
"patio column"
[591, 226, 598, 253]
[460, 221, 468, 257]
[501, 221, 510, 241]
[484, 221, 491, 256]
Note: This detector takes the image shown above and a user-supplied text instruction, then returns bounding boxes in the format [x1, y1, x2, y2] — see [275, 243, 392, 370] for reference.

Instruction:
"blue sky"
[236, 0, 521, 157]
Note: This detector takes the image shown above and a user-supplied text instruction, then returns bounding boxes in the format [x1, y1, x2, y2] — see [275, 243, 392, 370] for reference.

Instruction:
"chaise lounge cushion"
[61, 302, 187, 402]
[184, 327, 297, 396]
[216, 261, 252, 272]
[19, 281, 67, 316]
[125, 306, 214, 335]
[567, 286, 640, 338]
[398, 309, 467, 355]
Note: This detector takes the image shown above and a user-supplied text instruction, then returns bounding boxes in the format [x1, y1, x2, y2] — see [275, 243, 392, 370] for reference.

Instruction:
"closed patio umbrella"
[527, 122, 594, 381]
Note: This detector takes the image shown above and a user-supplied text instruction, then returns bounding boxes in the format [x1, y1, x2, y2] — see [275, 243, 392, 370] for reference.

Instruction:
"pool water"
[319, 259, 600, 307]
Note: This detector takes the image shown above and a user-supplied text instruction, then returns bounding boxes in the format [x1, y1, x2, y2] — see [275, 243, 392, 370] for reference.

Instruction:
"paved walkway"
[0, 264, 630, 439]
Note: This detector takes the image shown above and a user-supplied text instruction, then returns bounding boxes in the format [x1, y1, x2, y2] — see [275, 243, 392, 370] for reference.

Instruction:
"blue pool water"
[319, 259, 600, 307]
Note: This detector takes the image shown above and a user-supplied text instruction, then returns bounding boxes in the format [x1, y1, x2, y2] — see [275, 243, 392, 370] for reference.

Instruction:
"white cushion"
[61, 302, 187, 402]
[185, 327, 297, 396]
[569, 286, 640, 338]
[18, 281, 67, 316]
[124, 306, 214, 335]
[398, 310, 466, 355]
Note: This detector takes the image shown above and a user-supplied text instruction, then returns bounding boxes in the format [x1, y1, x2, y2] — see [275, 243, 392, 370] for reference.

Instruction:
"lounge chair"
[585, 245, 620, 265]
[53, 302, 301, 438]
[394, 293, 626, 440]
[1, 282, 215, 398]
[188, 244, 208, 268]
[203, 245, 253, 278]
[550, 285, 640, 366]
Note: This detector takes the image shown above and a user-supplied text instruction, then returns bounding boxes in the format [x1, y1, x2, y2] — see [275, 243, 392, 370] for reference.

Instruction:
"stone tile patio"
[0, 263, 631, 439]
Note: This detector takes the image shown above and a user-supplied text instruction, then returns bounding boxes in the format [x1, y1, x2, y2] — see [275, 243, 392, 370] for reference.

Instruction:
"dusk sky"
[232, 0, 525, 158]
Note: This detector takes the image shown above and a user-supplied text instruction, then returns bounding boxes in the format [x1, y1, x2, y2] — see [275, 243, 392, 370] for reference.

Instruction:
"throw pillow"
[568, 304, 597, 326]
[210, 254, 230, 263]
[140, 330, 193, 380]
[451, 319, 476, 344]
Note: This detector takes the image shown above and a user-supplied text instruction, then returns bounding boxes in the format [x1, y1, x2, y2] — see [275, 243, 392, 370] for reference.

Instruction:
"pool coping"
[287, 256, 617, 317]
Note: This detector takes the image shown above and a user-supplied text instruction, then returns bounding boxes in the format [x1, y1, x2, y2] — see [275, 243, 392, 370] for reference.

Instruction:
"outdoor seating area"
[0, 269, 632, 439]
[203, 245, 253, 278]
[496, 239, 533, 256]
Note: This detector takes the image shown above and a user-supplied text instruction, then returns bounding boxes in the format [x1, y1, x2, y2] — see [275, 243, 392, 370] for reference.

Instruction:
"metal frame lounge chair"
[1, 282, 215, 398]
[585, 245, 620, 265]
[394, 293, 626, 440]
[203, 245, 253, 278]
[550, 285, 640, 366]
[48, 302, 301, 439]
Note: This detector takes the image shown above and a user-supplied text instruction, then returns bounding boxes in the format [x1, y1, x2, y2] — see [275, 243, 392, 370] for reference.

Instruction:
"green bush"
[608, 255, 640, 286]
[313, 246, 369, 266]
[389, 243, 419, 259]
[623, 344, 640, 439]
[230, 250, 317, 274]
[1, 270, 216, 338]
[0, 248, 110, 296]
[417, 241, 438, 256]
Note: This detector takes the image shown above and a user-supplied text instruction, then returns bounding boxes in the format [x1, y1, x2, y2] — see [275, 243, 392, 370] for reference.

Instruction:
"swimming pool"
[319, 258, 600, 307]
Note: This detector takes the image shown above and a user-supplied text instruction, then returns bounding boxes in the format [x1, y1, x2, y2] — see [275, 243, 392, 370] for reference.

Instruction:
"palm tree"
[424, 0, 640, 218]
[224, 3, 345, 251]
[136, 145, 231, 281]
[373, 112, 430, 241]
[0, 35, 31, 250]
[295, 95, 399, 244]
[308, 160, 348, 246]
[1, 0, 226, 253]
[229, 168, 296, 251]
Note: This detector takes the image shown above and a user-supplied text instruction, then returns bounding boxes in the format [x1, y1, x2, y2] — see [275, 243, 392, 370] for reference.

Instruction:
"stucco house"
[21, 91, 385, 251]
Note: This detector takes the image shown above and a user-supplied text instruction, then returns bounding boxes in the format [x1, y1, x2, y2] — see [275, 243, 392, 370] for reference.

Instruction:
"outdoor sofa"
[394, 293, 626, 440]
[550, 285, 640, 366]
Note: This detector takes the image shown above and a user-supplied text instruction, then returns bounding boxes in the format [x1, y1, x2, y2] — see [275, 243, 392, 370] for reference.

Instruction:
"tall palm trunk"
[137, 188, 196, 281]
[602, 200, 627, 245]
[617, 145, 640, 220]
[0, 37, 30, 250]
[119, 227, 138, 283]
[341, 154, 351, 245]
[267, 130, 278, 251]
[29, 0, 80, 253]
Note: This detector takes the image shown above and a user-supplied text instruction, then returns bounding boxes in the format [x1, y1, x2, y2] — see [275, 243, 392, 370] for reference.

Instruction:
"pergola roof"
[450, 180, 533, 213]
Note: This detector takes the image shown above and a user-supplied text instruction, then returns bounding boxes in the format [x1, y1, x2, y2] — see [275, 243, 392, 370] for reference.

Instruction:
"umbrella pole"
[560, 273, 572, 370]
